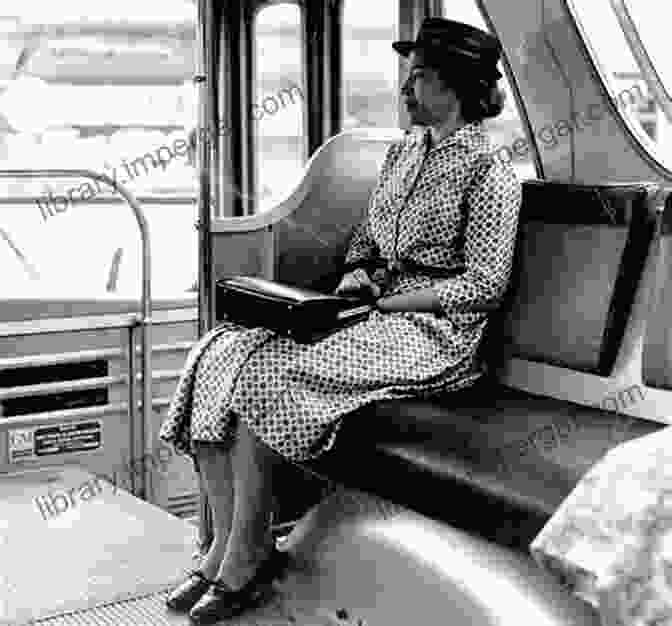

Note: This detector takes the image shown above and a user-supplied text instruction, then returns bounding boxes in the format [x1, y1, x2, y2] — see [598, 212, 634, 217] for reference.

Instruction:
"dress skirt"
[158, 309, 486, 464]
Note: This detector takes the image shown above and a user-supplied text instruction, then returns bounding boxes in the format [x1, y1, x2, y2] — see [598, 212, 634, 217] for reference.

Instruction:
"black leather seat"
[303, 383, 660, 548]
[298, 180, 665, 550]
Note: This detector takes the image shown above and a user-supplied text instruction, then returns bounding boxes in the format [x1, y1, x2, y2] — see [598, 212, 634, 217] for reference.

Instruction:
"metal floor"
[0, 465, 197, 626]
[3, 468, 599, 626]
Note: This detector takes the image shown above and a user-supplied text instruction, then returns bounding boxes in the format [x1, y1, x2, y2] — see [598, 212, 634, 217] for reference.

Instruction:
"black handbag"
[215, 276, 373, 343]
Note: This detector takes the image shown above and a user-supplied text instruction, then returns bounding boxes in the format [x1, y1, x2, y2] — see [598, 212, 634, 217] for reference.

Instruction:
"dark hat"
[393, 18, 502, 83]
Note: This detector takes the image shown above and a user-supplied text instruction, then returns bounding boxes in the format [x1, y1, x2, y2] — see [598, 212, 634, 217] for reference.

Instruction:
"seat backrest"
[275, 129, 402, 291]
[501, 180, 659, 375]
[272, 134, 659, 379]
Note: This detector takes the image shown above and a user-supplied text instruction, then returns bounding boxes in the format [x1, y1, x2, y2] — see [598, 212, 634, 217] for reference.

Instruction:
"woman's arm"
[375, 287, 503, 313]
[432, 161, 520, 314]
[376, 287, 441, 313]
[377, 158, 521, 315]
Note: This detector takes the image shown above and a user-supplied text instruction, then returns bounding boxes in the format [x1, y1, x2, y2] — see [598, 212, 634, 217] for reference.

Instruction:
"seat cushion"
[301, 383, 660, 548]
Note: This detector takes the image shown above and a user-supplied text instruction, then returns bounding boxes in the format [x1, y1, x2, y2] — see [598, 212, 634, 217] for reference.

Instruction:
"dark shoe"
[166, 570, 213, 612]
[256, 547, 290, 584]
[188, 579, 266, 625]
[188, 549, 289, 625]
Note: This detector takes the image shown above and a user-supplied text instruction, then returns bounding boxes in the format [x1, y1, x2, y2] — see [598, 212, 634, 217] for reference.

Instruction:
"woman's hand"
[335, 269, 381, 299]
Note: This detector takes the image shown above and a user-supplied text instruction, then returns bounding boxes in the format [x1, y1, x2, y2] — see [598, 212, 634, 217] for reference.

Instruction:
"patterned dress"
[159, 122, 521, 463]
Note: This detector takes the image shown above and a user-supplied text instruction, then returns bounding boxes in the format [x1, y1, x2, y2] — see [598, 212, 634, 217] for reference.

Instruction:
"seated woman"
[160, 17, 522, 625]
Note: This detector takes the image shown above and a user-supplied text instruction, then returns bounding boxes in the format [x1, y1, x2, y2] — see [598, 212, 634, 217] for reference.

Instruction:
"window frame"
[609, 0, 672, 130]
[250, 0, 308, 214]
[566, 0, 672, 180]
[464, 0, 543, 178]
[339, 0, 401, 132]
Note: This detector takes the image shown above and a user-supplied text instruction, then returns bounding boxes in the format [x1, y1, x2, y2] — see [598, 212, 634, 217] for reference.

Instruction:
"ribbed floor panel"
[34, 591, 179, 626]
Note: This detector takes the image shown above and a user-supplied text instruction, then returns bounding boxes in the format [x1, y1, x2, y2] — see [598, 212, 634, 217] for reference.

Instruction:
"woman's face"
[401, 50, 462, 127]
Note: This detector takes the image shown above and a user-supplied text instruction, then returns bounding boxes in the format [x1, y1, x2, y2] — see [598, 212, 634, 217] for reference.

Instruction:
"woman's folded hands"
[335, 270, 442, 313]
[334, 269, 381, 299]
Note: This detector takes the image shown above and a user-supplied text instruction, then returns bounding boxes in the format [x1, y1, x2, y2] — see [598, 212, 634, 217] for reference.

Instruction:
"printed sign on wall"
[8, 420, 102, 463]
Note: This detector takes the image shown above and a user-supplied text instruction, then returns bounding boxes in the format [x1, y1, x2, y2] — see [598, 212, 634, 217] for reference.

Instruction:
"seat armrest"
[210, 129, 400, 288]
[210, 128, 402, 235]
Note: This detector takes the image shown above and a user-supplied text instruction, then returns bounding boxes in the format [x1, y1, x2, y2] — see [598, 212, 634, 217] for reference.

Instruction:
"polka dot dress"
[159, 122, 522, 463]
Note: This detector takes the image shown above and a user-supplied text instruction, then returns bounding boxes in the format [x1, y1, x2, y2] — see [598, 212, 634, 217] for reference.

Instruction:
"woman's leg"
[193, 442, 236, 580]
[215, 419, 279, 590]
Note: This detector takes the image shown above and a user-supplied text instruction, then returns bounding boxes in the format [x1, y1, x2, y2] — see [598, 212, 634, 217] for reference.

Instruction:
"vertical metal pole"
[196, 0, 215, 555]
[197, 0, 214, 339]
[127, 325, 137, 494]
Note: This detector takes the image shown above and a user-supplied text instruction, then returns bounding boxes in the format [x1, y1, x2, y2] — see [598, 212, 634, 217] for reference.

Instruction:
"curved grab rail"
[0, 169, 154, 503]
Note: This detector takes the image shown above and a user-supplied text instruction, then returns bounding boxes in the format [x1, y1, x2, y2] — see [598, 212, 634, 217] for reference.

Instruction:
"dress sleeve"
[433, 157, 521, 314]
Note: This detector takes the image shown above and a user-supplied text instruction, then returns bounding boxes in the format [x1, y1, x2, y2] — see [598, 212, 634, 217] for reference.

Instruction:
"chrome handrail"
[0, 169, 154, 503]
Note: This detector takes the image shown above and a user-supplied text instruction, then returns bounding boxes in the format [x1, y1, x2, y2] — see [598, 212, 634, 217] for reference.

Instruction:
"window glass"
[0, 0, 198, 297]
[253, 3, 306, 212]
[341, 0, 399, 129]
[441, 0, 535, 180]
[571, 1, 672, 166]
[623, 1, 672, 99]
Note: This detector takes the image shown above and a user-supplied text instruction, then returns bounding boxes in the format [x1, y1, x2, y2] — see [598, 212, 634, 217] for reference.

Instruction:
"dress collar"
[407, 122, 487, 154]
[426, 121, 487, 152]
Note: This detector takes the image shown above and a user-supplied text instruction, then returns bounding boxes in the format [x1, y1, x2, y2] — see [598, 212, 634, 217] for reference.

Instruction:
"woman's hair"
[436, 65, 505, 122]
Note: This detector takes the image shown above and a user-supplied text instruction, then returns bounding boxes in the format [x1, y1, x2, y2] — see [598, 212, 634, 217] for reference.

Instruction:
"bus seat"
[303, 384, 660, 549]
[299, 179, 664, 549]
[212, 130, 666, 550]
[212, 129, 402, 288]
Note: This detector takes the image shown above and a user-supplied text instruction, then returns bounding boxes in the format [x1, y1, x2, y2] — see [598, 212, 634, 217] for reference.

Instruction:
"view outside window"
[571, 1, 672, 168]
[341, 0, 399, 129]
[253, 3, 306, 213]
[0, 0, 198, 297]
[442, 0, 535, 180]
[623, 1, 672, 100]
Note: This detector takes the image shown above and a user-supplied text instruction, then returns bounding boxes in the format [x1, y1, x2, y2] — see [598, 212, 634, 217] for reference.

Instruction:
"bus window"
[341, 0, 399, 129]
[442, 0, 535, 180]
[620, 1, 672, 101]
[0, 1, 198, 297]
[253, 3, 307, 213]
[570, 2, 672, 171]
